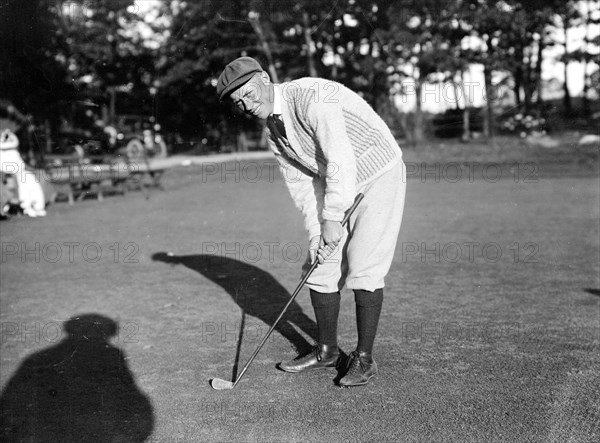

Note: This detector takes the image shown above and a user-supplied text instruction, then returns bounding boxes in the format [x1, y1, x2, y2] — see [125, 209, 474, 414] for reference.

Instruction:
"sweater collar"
[272, 84, 282, 116]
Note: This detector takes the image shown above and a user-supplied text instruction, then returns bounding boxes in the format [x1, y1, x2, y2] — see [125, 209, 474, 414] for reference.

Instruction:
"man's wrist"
[321, 208, 344, 223]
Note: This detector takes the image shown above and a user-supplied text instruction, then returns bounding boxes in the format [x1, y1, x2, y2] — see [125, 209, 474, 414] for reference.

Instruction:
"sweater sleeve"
[267, 137, 323, 240]
[306, 98, 357, 222]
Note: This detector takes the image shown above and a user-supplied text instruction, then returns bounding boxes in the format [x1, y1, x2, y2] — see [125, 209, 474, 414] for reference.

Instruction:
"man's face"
[229, 72, 274, 120]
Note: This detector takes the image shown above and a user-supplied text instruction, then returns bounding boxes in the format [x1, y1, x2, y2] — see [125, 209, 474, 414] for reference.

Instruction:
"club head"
[210, 378, 234, 390]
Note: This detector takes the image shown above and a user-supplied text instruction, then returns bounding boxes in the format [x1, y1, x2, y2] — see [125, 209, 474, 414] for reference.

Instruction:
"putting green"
[1, 159, 598, 442]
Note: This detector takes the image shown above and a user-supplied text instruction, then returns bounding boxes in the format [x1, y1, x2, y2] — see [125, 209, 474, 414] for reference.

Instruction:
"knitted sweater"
[267, 78, 402, 239]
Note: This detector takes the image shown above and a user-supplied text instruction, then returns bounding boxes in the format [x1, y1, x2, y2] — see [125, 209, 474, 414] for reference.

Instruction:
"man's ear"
[259, 71, 271, 85]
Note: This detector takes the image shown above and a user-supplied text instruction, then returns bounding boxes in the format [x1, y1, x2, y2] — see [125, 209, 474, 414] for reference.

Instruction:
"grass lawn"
[1, 141, 599, 442]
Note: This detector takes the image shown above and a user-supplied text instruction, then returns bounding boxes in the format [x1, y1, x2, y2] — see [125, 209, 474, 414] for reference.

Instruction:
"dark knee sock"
[310, 289, 341, 347]
[354, 288, 384, 355]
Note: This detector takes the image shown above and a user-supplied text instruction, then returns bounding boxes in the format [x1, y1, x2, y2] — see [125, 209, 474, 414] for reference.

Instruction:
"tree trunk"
[523, 50, 533, 114]
[45, 120, 52, 154]
[413, 77, 424, 145]
[249, 13, 279, 83]
[398, 111, 413, 146]
[459, 70, 471, 142]
[513, 74, 522, 107]
[514, 44, 523, 107]
[535, 33, 544, 112]
[582, 0, 592, 117]
[483, 66, 495, 140]
[108, 87, 116, 123]
[452, 77, 461, 110]
[302, 11, 318, 77]
[331, 55, 338, 79]
[328, 33, 338, 80]
[562, 19, 572, 115]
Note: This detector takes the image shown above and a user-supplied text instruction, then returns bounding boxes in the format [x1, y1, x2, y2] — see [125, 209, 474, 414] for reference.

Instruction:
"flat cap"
[216, 57, 263, 101]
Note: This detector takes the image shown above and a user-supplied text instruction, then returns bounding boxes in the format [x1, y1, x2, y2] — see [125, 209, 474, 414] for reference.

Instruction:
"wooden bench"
[46, 163, 131, 204]
[120, 157, 166, 198]
[46, 158, 167, 204]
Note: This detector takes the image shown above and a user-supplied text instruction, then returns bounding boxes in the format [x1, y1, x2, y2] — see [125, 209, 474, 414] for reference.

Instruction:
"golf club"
[210, 192, 364, 390]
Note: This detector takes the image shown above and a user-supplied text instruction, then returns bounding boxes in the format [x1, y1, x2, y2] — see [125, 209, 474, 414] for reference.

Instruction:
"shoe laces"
[346, 351, 363, 375]
[314, 345, 322, 362]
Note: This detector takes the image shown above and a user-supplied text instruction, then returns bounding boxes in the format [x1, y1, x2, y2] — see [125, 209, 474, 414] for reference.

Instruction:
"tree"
[428, 1, 474, 140]
[581, 0, 594, 117]
[157, 0, 272, 145]
[60, 0, 159, 120]
[0, 0, 73, 126]
[157, 0, 400, 143]
[269, 0, 397, 107]
[462, 1, 517, 140]
[1, 0, 157, 131]
[570, 0, 600, 117]
[554, 1, 583, 116]
[382, 0, 456, 144]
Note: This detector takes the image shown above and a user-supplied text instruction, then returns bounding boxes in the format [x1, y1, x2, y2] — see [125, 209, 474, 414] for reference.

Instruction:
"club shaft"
[232, 193, 364, 387]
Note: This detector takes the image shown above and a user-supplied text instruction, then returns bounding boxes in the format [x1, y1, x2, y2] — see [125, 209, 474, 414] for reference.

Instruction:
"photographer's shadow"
[0, 314, 154, 443]
[152, 253, 318, 354]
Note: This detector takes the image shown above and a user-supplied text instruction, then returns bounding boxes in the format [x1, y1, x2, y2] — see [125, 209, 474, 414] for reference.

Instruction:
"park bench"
[125, 158, 165, 187]
[45, 162, 128, 204]
[119, 156, 167, 198]
[45, 155, 167, 204]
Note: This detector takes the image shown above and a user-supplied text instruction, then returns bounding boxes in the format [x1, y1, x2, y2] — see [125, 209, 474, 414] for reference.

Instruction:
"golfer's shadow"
[0, 314, 154, 442]
[152, 253, 318, 357]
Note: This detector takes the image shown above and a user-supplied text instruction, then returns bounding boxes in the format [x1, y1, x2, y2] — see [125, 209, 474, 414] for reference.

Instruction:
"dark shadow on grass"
[584, 288, 600, 297]
[152, 253, 318, 356]
[0, 314, 154, 443]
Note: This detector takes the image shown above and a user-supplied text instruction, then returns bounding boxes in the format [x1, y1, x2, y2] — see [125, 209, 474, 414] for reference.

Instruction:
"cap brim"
[219, 69, 262, 101]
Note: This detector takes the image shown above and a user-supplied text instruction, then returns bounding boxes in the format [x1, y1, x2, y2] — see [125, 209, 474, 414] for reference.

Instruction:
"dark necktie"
[269, 114, 287, 139]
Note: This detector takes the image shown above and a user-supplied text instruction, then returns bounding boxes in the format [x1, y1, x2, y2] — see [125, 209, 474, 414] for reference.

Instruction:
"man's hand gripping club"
[310, 220, 345, 265]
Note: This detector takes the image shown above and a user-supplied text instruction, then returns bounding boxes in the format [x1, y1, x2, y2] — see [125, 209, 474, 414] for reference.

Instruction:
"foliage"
[0, 0, 72, 126]
[1, 0, 597, 148]
[0, 0, 156, 130]
[499, 113, 547, 137]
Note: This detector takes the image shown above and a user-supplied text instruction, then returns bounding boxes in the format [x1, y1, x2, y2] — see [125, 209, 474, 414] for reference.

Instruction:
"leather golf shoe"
[278, 344, 340, 373]
[338, 351, 378, 387]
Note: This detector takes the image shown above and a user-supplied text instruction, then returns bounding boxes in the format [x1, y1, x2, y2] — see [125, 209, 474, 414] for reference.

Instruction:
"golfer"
[216, 57, 406, 387]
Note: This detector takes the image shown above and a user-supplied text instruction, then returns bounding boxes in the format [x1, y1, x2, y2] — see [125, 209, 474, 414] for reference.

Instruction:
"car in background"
[44, 115, 168, 167]
[43, 130, 110, 167]
[108, 114, 167, 160]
